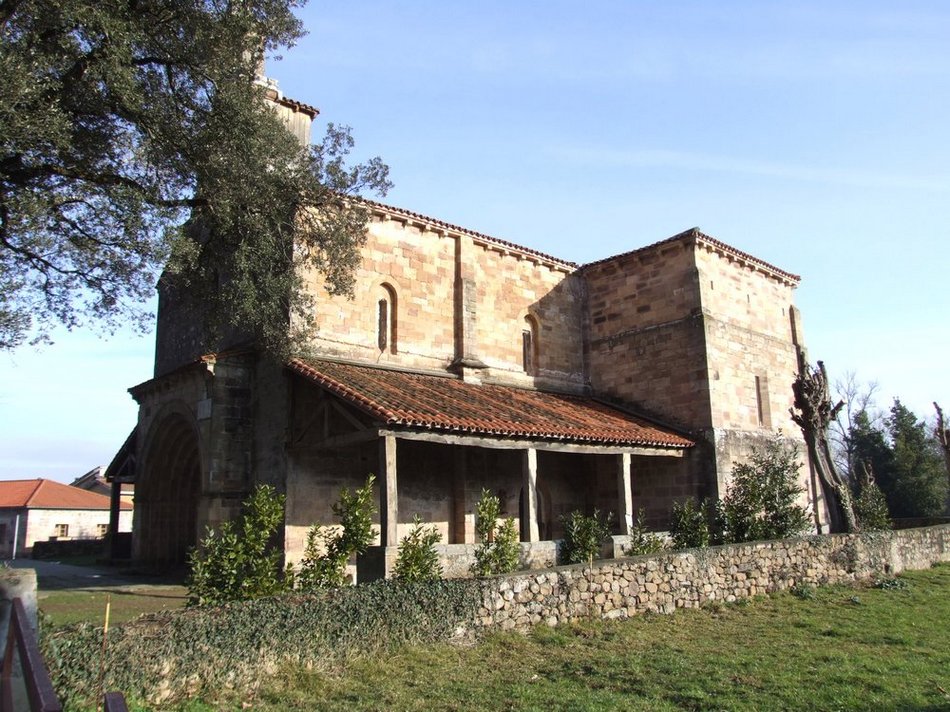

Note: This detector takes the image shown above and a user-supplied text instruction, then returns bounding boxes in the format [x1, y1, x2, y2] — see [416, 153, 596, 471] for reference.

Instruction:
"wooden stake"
[96, 595, 111, 712]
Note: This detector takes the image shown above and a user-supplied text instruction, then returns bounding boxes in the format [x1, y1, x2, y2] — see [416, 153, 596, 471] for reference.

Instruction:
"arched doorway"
[135, 411, 201, 565]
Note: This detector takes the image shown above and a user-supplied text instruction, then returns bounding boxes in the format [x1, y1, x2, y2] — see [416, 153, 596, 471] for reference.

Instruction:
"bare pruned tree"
[790, 348, 858, 533]
[830, 372, 881, 479]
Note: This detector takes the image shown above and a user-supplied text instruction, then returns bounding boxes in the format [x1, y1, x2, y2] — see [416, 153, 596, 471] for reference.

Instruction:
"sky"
[1, 1, 948, 481]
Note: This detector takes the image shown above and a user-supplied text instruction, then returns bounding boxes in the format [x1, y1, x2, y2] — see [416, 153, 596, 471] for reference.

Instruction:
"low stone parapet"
[474, 524, 950, 631]
[359, 540, 559, 581]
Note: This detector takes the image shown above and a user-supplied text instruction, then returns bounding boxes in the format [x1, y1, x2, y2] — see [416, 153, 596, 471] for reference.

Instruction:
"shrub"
[394, 515, 443, 582]
[791, 583, 815, 600]
[187, 484, 289, 606]
[721, 438, 811, 544]
[560, 509, 613, 565]
[669, 498, 713, 550]
[298, 474, 377, 590]
[853, 466, 892, 531]
[623, 509, 666, 556]
[470, 489, 519, 577]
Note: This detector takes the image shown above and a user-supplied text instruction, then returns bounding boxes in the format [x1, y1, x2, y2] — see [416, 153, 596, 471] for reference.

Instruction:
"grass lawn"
[39, 585, 188, 627]
[234, 565, 950, 712]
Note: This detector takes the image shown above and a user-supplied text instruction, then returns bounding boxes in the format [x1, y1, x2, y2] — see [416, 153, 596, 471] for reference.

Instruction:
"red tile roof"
[289, 359, 693, 449]
[0, 479, 131, 510]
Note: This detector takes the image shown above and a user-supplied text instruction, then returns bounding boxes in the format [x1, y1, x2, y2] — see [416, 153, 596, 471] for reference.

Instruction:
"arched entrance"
[135, 411, 201, 565]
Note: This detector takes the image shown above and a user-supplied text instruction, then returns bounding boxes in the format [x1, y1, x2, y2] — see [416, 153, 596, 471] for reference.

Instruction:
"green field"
[235, 565, 950, 712]
[39, 584, 188, 627]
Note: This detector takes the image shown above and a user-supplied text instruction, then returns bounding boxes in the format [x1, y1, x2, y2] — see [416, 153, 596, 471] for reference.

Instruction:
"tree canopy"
[0, 0, 390, 352]
[840, 397, 947, 520]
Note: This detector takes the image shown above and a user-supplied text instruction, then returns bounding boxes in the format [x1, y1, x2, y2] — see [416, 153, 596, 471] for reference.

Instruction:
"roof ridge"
[362, 199, 578, 270]
[580, 226, 800, 283]
[24, 478, 44, 507]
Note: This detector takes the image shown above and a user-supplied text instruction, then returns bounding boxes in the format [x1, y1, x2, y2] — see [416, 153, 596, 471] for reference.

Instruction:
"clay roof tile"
[288, 359, 693, 449]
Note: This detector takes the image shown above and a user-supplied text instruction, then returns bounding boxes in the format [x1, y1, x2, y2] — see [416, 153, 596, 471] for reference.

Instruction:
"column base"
[357, 545, 399, 583]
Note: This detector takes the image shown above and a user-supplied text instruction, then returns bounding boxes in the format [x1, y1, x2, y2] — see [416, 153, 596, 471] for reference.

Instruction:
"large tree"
[0, 0, 390, 352]
[879, 400, 946, 518]
[848, 400, 947, 519]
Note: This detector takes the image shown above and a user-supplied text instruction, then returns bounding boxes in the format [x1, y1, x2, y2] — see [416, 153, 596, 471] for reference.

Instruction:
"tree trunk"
[790, 348, 858, 533]
[934, 402, 950, 515]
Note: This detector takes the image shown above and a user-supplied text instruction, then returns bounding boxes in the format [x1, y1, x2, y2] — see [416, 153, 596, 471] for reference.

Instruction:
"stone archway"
[135, 411, 201, 565]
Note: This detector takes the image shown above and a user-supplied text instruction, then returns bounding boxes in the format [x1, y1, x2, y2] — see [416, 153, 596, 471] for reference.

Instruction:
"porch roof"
[288, 358, 693, 449]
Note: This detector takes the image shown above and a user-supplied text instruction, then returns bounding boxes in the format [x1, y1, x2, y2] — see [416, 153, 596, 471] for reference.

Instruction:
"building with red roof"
[0, 479, 132, 558]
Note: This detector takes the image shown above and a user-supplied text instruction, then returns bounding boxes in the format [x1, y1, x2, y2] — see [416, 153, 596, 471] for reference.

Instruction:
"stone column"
[617, 452, 634, 535]
[522, 448, 539, 542]
[379, 435, 399, 547]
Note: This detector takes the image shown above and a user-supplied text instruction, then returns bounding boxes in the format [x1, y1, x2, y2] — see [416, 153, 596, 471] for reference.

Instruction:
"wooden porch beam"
[378, 428, 687, 457]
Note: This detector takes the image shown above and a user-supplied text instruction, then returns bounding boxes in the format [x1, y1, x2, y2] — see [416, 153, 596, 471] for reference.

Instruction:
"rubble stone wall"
[473, 525, 950, 631]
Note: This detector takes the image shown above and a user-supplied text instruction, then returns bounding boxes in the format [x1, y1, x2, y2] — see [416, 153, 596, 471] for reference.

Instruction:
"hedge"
[41, 579, 482, 709]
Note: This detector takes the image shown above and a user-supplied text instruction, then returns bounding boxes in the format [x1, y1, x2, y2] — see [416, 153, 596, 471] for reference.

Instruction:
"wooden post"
[379, 435, 398, 547]
[108, 479, 122, 560]
[522, 448, 539, 542]
[617, 452, 633, 535]
[451, 447, 474, 544]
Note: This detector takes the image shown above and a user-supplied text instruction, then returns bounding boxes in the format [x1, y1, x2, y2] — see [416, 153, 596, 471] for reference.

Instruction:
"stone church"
[125, 79, 827, 578]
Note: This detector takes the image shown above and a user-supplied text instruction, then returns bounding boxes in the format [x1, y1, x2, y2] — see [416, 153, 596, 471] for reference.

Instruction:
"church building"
[125, 80, 826, 578]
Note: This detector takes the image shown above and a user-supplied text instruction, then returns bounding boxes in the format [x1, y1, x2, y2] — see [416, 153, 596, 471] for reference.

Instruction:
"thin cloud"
[554, 147, 950, 192]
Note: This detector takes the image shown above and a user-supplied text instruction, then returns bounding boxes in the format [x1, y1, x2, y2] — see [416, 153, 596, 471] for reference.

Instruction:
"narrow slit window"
[377, 299, 389, 351]
[523, 314, 539, 375]
[755, 375, 771, 428]
[522, 330, 534, 374]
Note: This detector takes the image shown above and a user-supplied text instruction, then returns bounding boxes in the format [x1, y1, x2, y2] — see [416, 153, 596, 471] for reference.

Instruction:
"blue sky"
[1, 1, 948, 481]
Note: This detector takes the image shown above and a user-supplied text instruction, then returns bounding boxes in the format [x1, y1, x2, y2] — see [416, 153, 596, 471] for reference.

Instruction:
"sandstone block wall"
[298, 209, 584, 391]
[473, 525, 950, 631]
[584, 240, 711, 429]
[302, 216, 458, 372]
[472, 242, 584, 387]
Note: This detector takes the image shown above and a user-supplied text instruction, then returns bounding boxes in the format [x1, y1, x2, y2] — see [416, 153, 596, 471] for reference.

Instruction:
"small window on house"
[522, 315, 539, 375]
[97, 523, 108, 538]
[54, 523, 68, 539]
[376, 284, 397, 353]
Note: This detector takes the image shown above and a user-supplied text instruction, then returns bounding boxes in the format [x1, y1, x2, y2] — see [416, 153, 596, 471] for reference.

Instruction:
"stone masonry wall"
[472, 242, 584, 388]
[298, 210, 584, 392]
[473, 524, 950, 631]
[301, 216, 458, 372]
[584, 239, 711, 430]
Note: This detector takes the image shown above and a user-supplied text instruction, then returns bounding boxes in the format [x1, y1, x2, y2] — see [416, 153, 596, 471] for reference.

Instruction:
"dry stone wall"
[473, 524, 950, 631]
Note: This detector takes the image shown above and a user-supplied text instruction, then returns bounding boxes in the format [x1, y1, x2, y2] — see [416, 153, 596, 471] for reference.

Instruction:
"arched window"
[377, 284, 397, 353]
[522, 314, 539, 375]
